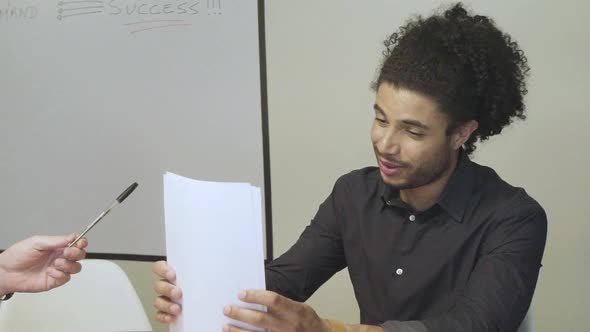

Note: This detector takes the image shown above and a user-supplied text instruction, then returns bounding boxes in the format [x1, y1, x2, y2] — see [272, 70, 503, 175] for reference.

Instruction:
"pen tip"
[116, 182, 139, 203]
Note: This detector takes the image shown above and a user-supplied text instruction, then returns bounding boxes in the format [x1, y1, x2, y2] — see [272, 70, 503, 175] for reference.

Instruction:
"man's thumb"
[32, 234, 76, 251]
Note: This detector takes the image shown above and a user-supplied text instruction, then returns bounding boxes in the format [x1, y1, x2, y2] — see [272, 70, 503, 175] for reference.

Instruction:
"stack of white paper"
[163, 172, 266, 332]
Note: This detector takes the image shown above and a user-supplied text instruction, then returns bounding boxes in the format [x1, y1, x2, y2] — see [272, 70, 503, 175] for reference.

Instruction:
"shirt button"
[396, 268, 403, 275]
[386, 200, 392, 206]
[409, 214, 416, 221]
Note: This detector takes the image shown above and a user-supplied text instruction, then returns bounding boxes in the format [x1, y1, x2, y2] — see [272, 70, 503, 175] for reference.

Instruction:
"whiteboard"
[0, 0, 271, 259]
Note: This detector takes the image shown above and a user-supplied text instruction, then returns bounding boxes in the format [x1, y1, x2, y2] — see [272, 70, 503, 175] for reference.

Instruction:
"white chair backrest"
[517, 306, 535, 332]
[0, 259, 152, 332]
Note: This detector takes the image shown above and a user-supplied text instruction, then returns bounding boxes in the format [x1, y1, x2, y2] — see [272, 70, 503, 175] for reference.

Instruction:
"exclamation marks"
[57, 0, 104, 20]
[207, 0, 222, 15]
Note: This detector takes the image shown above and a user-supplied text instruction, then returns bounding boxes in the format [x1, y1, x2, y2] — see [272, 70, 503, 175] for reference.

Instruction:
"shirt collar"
[436, 150, 474, 223]
[380, 150, 475, 223]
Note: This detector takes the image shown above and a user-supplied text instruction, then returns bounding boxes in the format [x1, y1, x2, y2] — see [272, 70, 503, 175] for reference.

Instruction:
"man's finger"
[153, 296, 182, 315]
[238, 290, 289, 310]
[47, 266, 68, 280]
[62, 246, 86, 261]
[223, 305, 277, 330]
[75, 237, 88, 249]
[31, 234, 75, 251]
[153, 279, 182, 300]
[47, 266, 71, 289]
[155, 311, 176, 324]
[53, 258, 82, 274]
[152, 260, 176, 281]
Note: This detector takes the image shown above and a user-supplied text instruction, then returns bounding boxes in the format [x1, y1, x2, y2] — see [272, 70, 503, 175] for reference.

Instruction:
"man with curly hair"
[153, 3, 547, 331]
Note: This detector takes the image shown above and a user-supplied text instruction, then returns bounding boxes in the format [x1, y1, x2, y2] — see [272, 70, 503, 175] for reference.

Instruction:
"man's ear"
[450, 120, 478, 150]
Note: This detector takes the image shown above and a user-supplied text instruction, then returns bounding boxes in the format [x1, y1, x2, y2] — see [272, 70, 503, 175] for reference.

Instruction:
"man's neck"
[399, 152, 459, 212]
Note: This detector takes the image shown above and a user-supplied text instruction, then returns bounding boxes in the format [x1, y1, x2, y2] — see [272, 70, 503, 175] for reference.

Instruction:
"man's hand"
[152, 260, 183, 324]
[222, 290, 331, 332]
[0, 234, 87, 296]
[151, 263, 385, 332]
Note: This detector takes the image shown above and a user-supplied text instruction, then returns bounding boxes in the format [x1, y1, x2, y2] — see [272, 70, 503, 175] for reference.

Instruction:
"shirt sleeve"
[383, 202, 548, 332]
[381, 320, 428, 332]
[265, 177, 348, 302]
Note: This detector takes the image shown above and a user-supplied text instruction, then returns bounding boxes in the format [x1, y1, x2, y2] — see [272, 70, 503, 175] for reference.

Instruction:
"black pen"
[68, 182, 138, 247]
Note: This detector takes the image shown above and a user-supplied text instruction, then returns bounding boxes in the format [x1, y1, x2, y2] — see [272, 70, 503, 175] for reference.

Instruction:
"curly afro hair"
[374, 3, 530, 155]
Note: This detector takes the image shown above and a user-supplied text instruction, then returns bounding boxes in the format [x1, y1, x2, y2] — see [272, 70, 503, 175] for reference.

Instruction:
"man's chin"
[380, 173, 409, 189]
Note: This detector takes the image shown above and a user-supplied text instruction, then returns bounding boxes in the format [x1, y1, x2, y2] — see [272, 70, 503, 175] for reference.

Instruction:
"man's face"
[371, 83, 455, 190]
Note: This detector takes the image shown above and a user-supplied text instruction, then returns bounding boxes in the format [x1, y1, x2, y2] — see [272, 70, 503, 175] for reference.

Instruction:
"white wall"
[122, 1, 590, 331]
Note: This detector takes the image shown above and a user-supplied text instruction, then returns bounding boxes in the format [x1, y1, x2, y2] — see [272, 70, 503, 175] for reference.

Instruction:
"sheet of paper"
[164, 172, 266, 332]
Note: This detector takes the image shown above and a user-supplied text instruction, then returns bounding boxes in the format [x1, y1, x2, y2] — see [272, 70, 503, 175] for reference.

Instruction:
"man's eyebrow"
[374, 104, 431, 130]
[373, 104, 385, 115]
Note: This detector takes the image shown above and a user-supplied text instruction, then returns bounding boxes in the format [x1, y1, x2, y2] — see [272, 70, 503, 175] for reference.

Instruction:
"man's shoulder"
[471, 161, 544, 213]
[469, 162, 547, 253]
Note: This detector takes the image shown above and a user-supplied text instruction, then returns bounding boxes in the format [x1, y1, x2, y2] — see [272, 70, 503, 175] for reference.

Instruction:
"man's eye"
[375, 118, 386, 123]
[407, 130, 424, 137]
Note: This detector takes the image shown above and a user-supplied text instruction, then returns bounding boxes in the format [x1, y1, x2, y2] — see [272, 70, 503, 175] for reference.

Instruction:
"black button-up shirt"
[266, 153, 547, 332]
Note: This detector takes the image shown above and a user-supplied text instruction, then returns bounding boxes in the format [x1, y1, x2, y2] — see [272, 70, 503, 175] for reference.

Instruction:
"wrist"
[0, 253, 18, 300]
[0, 261, 14, 296]
[0, 281, 12, 297]
[326, 319, 346, 332]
